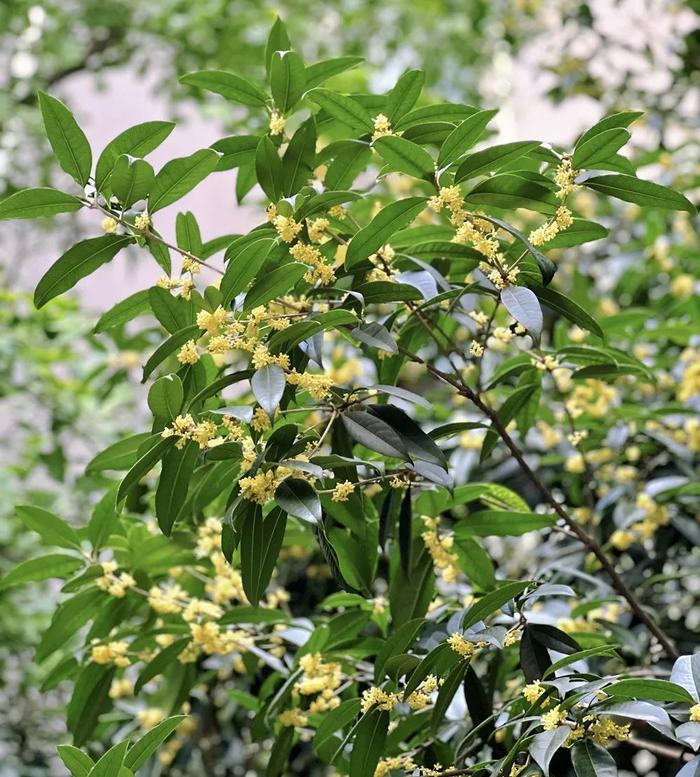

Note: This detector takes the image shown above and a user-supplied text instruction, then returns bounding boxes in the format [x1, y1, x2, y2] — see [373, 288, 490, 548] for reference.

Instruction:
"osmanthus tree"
[2, 17, 700, 777]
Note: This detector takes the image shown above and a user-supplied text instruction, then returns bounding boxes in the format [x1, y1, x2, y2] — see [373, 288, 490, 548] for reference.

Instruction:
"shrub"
[1, 17, 699, 777]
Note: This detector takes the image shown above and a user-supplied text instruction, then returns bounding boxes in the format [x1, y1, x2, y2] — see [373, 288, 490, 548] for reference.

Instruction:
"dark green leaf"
[605, 678, 694, 703]
[35, 235, 133, 308]
[117, 436, 174, 502]
[585, 174, 696, 213]
[571, 740, 618, 777]
[38, 91, 92, 185]
[468, 174, 557, 214]
[529, 726, 570, 777]
[373, 135, 435, 179]
[148, 374, 184, 420]
[438, 109, 498, 168]
[125, 716, 187, 771]
[180, 70, 268, 106]
[141, 324, 200, 382]
[275, 479, 321, 524]
[156, 442, 198, 535]
[244, 262, 307, 310]
[462, 580, 530, 630]
[86, 739, 128, 777]
[0, 553, 82, 592]
[57, 745, 94, 777]
[149, 149, 220, 213]
[255, 135, 285, 201]
[95, 120, 175, 189]
[455, 141, 541, 182]
[15, 505, 81, 550]
[270, 50, 306, 113]
[94, 289, 150, 332]
[533, 285, 604, 338]
[341, 410, 409, 460]
[573, 128, 630, 168]
[454, 511, 555, 537]
[307, 88, 374, 133]
[0, 187, 83, 219]
[349, 709, 389, 777]
[86, 432, 152, 473]
[385, 69, 425, 122]
[111, 155, 155, 207]
[305, 57, 364, 90]
[241, 507, 287, 604]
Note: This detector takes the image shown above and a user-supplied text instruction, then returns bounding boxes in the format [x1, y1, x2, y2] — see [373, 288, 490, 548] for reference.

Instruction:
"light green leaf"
[373, 135, 434, 180]
[573, 128, 630, 168]
[585, 174, 696, 213]
[455, 140, 541, 182]
[124, 716, 186, 771]
[117, 436, 175, 502]
[35, 235, 133, 308]
[180, 70, 268, 106]
[345, 197, 426, 268]
[149, 149, 220, 213]
[57, 745, 94, 777]
[86, 432, 152, 473]
[95, 121, 175, 189]
[87, 739, 129, 777]
[210, 135, 260, 170]
[0, 553, 82, 591]
[541, 218, 608, 249]
[306, 88, 374, 133]
[0, 187, 83, 220]
[270, 50, 306, 113]
[94, 289, 150, 333]
[148, 374, 184, 420]
[111, 155, 155, 207]
[575, 111, 643, 149]
[455, 511, 555, 537]
[221, 236, 275, 305]
[38, 91, 92, 186]
[15, 505, 81, 550]
[385, 69, 425, 123]
[605, 678, 694, 703]
[438, 108, 498, 168]
[305, 56, 364, 90]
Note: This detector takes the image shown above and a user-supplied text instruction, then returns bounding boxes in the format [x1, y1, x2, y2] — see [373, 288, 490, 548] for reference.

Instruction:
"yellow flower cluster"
[361, 675, 444, 716]
[422, 517, 460, 583]
[554, 157, 579, 199]
[286, 369, 335, 400]
[529, 205, 574, 247]
[307, 217, 329, 243]
[239, 469, 279, 504]
[331, 480, 355, 502]
[294, 653, 342, 713]
[96, 561, 136, 598]
[161, 413, 228, 449]
[279, 707, 308, 727]
[367, 244, 397, 283]
[148, 582, 187, 614]
[678, 349, 700, 401]
[565, 379, 617, 418]
[137, 707, 164, 729]
[447, 633, 485, 659]
[196, 517, 222, 556]
[690, 703, 700, 721]
[540, 704, 566, 730]
[589, 717, 631, 745]
[206, 551, 247, 604]
[190, 621, 251, 655]
[289, 240, 336, 285]
[610, 492, 670, 549]
[156, 274, 195, 300]
[109, 677, 134, 699]
[405, 674, 443, 710]
[197, 306, 229, 334]
[91, 640, 130, 667]
[360, 685, 400, 713]
[375, 756, 417, 777]
[273, 215, 303, 243]
[523, 681, 548, 705]
[102, 216, 118, 233]
[134, 213, 151, 231]
[177, 339, 200, 364]
[372, 113, 393, 141]
[269, 111, 286, 136]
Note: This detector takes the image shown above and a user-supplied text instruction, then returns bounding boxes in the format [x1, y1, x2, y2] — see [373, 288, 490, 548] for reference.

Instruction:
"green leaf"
[575, 111, 643, 149]
[481, 383, 539, 461]
[462, 580, 530, 630]
[270, 50, 306, 113]
[149, 149, 220, 213]
[111, 155, 155, 207]
[156, 442, 198, 535]
[573, 128, 630, 168]
[385, 69, 425, 123]
[454, 141, 541, 182]
[352, 322, 397, 353]
[87, 485, 119, 551]
[180, 70, 268, 106]
[38, 91, 92, 186]
[437, 109, 498, 168]
[95, 120, 175, 189]
[605, 678, 694, 703]
[341, 410, 409, 460]
[533, 285, 604, 338]
[34, 235, 133, 308]
[0, 553, 82, 592]
[367, 404, 446, 466]
[453, 535, 495, 590]
[324, 140, 372, 189]
[455, 511, 555, 537]
[431, 658, 469, 731]
[275, 479, 321, 524]
[313, 698, 362, 755]
[543, 645, 620, 678]
[501, 286, 543, 338]
[87, 739, 129, 777]
[529, 727, 570, 777]
[86, 432, 152, 473]
[241, 507, 287, 604]
[57, 745, 94, 777]
[124, 716, 186, 771]
[541, 218, 608, 249]
[94, 289, 150, 332]
[468, 174, 557, 214]
[15, 505, 81, 550]
[148, 374, 184, 420]
[244, 262, 307, 310]
[585, 174, 696, 213]
[117, 436, 175, 502]
[305, 56, 364, 90]
[405, 642, 455, 698]
[373, 135, 435, 180]
[571, 740, 618, 777]
[221, 236, 275, 305]
[134, 638, 189, 693]
[345, 197, 426, 268]
[0, 187, 83, 219]
[265, 16, 291, 75]
[148, 285, 195, 333]
[282, 119, 316, 195]
[67, 662, 115, 746]
[349, 709, 389, 777]
[251, 364, 286, 415]
[210, 135, 260, 170]
[255, 135, 285, 202]
[306, 88, 374, 133]
[141, 324, 200, 381]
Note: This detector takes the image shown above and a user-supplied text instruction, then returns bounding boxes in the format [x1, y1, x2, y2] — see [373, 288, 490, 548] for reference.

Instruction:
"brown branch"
[400, 346, 679, 659]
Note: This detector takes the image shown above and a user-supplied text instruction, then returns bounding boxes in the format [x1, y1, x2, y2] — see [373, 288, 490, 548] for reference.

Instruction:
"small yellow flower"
[177, 340, 200, 365]
[134, 213, 151, 231]
[101, 216, 118, 234]
[269, 111, 286, 136]
[690, 703, 700, 722]
[331, 480, 355, 502]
